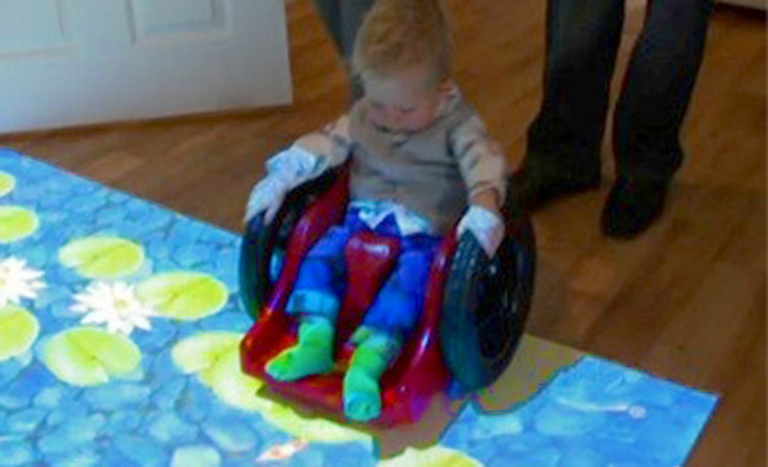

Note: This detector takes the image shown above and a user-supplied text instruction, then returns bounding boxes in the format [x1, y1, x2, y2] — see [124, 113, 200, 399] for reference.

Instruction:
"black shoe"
[601, 176, 670, 239]
[508, 164, 601, 212]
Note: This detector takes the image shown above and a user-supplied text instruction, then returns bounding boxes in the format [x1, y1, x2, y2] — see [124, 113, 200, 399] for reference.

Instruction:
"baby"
[245, 0, 508, 422]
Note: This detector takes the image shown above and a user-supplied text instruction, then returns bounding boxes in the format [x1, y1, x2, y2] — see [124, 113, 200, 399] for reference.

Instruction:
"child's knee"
[286, 289, 340, 319]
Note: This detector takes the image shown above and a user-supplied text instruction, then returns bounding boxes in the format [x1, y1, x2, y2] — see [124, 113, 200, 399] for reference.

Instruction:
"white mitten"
[244, 176, 290, 224]
[244, 146, 323, 224]
[457, 205, 504, 257]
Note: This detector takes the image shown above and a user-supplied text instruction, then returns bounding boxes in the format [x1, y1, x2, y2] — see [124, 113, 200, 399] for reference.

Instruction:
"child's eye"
[370, 101, 385, 111]
[398, 107, 416, 115]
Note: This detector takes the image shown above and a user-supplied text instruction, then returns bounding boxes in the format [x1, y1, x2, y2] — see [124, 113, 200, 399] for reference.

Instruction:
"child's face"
[362, 66, 446, 133]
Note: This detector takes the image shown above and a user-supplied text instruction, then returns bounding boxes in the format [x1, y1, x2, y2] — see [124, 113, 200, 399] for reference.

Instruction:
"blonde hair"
[352, 0, 454, 87]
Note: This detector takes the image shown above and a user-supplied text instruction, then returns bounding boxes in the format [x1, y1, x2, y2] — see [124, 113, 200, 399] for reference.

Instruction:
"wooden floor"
[1, 1, 764, 464]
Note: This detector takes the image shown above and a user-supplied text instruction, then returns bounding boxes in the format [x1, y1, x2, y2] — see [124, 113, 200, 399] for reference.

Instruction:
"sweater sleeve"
[449, 113, 508, 203]
[292, 114, 353, 173]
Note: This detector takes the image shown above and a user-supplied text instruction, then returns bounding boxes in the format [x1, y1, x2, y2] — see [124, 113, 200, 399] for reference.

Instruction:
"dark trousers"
[312, 0, 376, 100]
[313, 0, 376, 59]
[526, 0, 713, 182]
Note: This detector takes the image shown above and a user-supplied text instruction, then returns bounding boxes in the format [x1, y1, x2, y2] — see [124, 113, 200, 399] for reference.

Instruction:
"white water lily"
[71, 281, 155, 336]
[0, 257, 46, 307]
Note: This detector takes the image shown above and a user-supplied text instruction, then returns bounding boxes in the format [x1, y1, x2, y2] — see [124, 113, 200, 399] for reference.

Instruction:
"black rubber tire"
[238, 170, 341, 320]
[239, 214, 271, 319]
[439, 215, 536, 391]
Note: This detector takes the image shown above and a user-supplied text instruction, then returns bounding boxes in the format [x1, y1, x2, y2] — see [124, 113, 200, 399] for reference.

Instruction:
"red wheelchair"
[239, 166, 535, 426]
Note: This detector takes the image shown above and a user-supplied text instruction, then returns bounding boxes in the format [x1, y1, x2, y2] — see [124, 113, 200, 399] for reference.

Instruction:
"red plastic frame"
[240, 170, 457, 426]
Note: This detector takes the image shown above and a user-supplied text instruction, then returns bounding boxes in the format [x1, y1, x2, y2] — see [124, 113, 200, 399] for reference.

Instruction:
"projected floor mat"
[0, 149, 717, 466]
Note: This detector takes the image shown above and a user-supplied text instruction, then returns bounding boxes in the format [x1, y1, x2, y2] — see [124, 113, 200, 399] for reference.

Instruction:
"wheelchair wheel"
[439, 215, 535, 391]
[239, 214, 272, 319]
[238, 171, 339, 319]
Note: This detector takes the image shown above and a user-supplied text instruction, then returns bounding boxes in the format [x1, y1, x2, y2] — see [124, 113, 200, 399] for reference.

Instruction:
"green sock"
[343, 331, 400, 422]
[266, 317, 335, 381]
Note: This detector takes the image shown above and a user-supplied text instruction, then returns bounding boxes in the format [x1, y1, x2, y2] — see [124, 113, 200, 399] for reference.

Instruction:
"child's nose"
[387, 112, 403, 127]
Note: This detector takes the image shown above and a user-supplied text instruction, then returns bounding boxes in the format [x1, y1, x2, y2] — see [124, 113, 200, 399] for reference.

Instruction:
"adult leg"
[312, 0, 376, 100]
[602, 0, 713, 237]
[512, 0, 625, 210]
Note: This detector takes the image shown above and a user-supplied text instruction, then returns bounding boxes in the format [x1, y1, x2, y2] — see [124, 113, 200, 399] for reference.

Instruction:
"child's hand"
[457, 205, 504, 257]
[244, 146, 323, 225]
[244, 176, 290, 224]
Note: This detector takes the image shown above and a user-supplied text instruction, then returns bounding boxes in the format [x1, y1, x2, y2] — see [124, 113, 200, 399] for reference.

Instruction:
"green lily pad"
[172, 332, 271, 411]
[0, 305, 40, 362]
[172, 332, 243, 382]
[378, 446, 482, 467]
[59, 236, 145, 279]
[137, 272, 229, 320]
[172, 333, 369, 443]
[0, 172, 16, 197]
[211, 348, 275, 412]
[43, 327, 141, 387]
[0, 206, 39, 243]
[261, 403, 372, 444]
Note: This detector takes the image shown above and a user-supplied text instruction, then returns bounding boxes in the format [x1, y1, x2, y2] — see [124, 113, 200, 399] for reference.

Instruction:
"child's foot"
[343, 368, 381, 422]
[266, 318, 334, 381]
[342, 330, 400, 422]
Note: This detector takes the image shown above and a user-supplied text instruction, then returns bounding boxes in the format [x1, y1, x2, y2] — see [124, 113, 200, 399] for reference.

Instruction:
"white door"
[0, 0, 292, 133]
